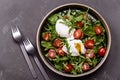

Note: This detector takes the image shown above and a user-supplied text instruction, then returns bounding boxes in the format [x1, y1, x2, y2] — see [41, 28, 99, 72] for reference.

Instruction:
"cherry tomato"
[73, 29, 82, 39]
[58, 47, 65, 56]
[85, 49, 94, 58]
[98, 47, 106, 56]
[84, 39, 94, 49]
[53, 38, 62, 48]
[48, 49, 56, 59]
[82, 62, 90, 71]
[94, 26, 102, 35]
[76, 21, 83, 28]
[43, 32, 50, 41]
[63, 64, 73, 73]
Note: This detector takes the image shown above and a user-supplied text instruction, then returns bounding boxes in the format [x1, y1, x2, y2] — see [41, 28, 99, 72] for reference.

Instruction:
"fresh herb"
[41, 41, 54, 51]
[48, 14, 59, 25]
[45, 24, 59, 41]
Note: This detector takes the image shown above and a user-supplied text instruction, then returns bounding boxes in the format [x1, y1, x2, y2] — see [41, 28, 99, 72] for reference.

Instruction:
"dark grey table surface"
[0, 0, 120, 80]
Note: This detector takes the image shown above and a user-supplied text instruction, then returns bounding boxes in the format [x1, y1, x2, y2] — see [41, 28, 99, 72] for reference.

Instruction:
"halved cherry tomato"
[98, 47, 106, 56]
[53, 38, 62, 48]
[82, 62, 90, 71]
[48, 49, 56, 59]
[43, 32, 50, 41]
[94, 26, 102, 35]
[85, 49, 94, 58]
[76, 21, 83, 28]
[58, 47, 65, 56]
[63, 63, 73, 73]
[84, 39, 94, 49]
[73, 29, 82, 39]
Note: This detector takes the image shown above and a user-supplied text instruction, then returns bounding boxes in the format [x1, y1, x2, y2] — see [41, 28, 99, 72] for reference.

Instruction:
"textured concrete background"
[0, 0, 120, 80]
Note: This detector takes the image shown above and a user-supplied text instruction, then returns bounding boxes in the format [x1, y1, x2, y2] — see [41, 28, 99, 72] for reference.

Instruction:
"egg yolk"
[75, 43, 81, 54]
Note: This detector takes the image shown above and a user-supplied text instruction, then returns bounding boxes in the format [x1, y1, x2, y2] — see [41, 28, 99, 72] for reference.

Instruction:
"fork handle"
[33, 54, 50, 80]
[20, 43, 38, 79]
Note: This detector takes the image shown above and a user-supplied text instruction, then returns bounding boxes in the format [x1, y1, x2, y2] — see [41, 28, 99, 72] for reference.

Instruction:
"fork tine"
[11, 26, 18, 33]
[15, 25, 20, 32]
[11, 23, 20, 32]
[14, 27, 17, 33]
[23, 40, 26, 45]
[26, 39, 30, 44]
[25, 39, 28, 45]
[26, 39, 30, 45]
[24, 39, 29, 45]
[24, 39, 33, 47]
[14, 26, 22, 36]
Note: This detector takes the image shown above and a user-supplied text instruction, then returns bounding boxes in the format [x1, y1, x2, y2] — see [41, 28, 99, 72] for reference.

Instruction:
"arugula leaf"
[41, 41, 54, 51]
[71, 10, 77, 16]
[82, 23, 95, 37]
[95, 35, 105, 45]
[71, 69, 77, 75]
[71, 9, 83, 17]
[64, 40, 71, 57]
[92, 56, 98, 67]
[67, 9, 71, 17]
[62, 19, 72, 26]
[93, 46, 99, 54]
[48, 14, 58, 25]
[70, 55, 86, 74]
[93, 20, 101, 26]
[86, 58, 93, 66]
[50, 55, 69, 63]
[76, 62, 84, 73]
[54, 63, 63, 70]
[75, 15, 83, 21]
[45, 24, 59, 41]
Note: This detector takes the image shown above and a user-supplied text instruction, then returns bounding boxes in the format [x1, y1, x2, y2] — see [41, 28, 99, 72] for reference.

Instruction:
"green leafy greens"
[40, 9, 107, 75]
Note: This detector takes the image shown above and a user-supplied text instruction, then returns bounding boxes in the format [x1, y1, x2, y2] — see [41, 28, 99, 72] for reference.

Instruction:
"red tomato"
[94, 26, 102, 35]
[63, 64, 73, 73]
[84, 39, 94, 49]
[43, 32, 50, 41]
[58, 47, 65, 56]
[82, 62, 90, 71]
[85, 49, 94, 58]
[48, 49, 56, 59]
[53, 38, 62, 48]
[76, 21, 83, 28]
[98, 47, 106, 56]
[73, 29, 82, 39]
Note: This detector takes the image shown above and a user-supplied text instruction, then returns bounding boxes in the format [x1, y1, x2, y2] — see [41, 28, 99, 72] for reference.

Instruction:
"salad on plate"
[40, 9, 107, 74]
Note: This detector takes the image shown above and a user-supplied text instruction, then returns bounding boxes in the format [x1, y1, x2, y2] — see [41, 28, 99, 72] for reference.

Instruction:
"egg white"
[62, 39, 86, 56]
[55, 19, 75, 38]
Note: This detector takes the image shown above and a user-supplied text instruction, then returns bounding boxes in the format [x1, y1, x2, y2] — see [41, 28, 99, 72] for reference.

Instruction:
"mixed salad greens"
[40, 9, 107, 74]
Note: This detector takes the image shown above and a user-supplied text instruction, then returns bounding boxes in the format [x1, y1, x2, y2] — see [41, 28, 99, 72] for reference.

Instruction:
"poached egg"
[62, 39, 86, 56]
[55, 19, 86, 56]
[55, 19, 75, 38]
